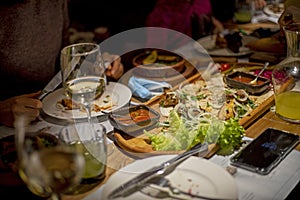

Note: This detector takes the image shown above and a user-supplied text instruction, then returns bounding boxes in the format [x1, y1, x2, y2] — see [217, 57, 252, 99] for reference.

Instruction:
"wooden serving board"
[114, 131, 219, 159]
[114, 62, 275, 157]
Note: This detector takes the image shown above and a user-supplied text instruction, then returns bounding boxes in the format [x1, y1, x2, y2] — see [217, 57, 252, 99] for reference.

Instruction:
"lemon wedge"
[142, 50, 157, 65]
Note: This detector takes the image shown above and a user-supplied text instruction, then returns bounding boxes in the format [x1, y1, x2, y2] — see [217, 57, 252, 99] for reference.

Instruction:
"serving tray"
[114, 62, 275, 157]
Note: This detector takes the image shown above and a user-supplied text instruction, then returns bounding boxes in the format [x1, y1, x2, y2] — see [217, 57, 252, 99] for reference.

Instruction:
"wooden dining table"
[1, 16, 299, 199]
[62, 18, 300, 199]
[62, 95, 300, 200]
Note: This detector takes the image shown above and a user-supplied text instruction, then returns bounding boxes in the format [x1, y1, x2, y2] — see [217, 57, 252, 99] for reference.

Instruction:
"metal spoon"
[250, 62, 269, 85]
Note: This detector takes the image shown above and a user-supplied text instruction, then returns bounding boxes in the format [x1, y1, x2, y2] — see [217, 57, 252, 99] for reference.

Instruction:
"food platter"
[114, 131, 219, 159]
[42, 82, 132, 120]
[113, 62, 275, 157]
[85, 155, 238, 200]
[195, 34, 258, 57]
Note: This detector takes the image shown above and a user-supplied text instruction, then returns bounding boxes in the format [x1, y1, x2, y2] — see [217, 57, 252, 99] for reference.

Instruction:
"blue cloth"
[128, 76, 172, 100]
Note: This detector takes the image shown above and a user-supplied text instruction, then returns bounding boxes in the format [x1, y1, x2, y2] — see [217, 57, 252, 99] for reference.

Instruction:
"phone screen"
[230, 128, 300, 175]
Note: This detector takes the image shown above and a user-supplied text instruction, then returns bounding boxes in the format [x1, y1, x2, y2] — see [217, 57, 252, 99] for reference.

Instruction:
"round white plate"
[195, 34, 258, 57]
[85, 155, 238, 200]
[263, 3, 284, 18]
[42, 82, 132, 120]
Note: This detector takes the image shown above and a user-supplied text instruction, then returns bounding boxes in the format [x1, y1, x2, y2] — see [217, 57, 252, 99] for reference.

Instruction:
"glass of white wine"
[15, 116, 85, 200]
[60, 43, 106, 125]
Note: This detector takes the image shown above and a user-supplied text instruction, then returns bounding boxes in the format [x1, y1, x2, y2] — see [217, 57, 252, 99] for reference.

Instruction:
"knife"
[37, 70, 62, 100]
[37, 58, 112, 100]
[107, 142, 208, 199]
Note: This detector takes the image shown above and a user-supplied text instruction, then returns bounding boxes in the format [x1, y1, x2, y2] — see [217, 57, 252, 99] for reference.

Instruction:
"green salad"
[145, 110, 245, 155]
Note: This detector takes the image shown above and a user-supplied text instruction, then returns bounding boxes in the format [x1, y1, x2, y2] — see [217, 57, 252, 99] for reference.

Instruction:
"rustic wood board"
[114, 131, 219, 159]
[114, 62, 275, 157]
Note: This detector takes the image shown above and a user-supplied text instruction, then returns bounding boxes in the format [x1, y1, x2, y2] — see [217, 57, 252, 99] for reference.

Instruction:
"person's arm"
[254, 0, 266, 9]
[0, 92, 42, 127]
[211, 16, 224, 34]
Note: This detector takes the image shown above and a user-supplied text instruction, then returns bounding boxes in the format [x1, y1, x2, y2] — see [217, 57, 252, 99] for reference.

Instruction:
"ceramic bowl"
[224, 71, 271, 94]
[108, 105, 160, 136]
[132, 49, 185, 78]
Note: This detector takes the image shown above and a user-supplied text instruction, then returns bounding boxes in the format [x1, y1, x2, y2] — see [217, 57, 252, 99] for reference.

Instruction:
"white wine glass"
[60, 43, 106, 125]
[15, 116, 85, 200]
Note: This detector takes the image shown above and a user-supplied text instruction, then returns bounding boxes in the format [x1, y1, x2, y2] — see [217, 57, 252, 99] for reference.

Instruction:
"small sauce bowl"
[225, 71, 271, 95]
[108, 105, 160, 136]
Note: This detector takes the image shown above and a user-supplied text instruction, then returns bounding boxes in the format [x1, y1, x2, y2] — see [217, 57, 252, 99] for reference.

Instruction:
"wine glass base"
[276, 113, 300, 124]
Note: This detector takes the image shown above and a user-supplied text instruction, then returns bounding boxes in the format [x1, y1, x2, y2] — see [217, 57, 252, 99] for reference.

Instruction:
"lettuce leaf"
[145, 110, 245, 155]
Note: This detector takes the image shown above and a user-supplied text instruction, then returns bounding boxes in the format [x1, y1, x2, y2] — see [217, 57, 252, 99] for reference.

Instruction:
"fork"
[141, 184, 188, 199]
[142, 176, 236, 200]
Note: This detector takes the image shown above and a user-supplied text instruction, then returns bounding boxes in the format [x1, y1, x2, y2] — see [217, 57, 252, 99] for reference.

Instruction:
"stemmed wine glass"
[15, 116, 85, 200]
[60, 43, 106, 125]
[61, 43, 115, 157]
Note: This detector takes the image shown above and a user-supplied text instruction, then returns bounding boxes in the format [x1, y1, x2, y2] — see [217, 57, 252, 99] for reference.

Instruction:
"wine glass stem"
[85, 104, 93, 125]
[85, 104, 98, 136]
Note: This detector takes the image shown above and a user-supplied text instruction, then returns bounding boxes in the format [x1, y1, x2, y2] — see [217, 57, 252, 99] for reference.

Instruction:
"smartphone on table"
[230, 128, 300, 175]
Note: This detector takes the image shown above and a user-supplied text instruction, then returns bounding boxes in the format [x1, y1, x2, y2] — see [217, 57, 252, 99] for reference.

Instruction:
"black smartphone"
[230, 128, 300, 175]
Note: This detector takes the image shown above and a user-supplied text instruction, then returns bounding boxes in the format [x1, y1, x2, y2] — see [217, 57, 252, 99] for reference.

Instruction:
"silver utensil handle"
[159, 142, 208, 175]
[37, 90, 48, 100]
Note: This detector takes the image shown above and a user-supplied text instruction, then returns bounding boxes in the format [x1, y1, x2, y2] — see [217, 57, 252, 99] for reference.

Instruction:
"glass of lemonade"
[59, 122, 107, 194]
[234, 0, 255, 24]
[272, 23, 300, 123]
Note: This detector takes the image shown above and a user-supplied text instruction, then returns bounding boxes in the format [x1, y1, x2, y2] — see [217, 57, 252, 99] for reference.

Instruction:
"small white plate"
[84, 155, 238, 200]
[263, 3, 284, 18]
[195, 34, 258, 57]
[42, 82, 132, 120]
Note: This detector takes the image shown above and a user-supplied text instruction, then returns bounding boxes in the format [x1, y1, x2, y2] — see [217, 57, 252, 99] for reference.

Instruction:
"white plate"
[42, 82, 132, 119]
[263, 3, 284, 18]
[84, 155, 238, 200]
[195, 34, 258, 57]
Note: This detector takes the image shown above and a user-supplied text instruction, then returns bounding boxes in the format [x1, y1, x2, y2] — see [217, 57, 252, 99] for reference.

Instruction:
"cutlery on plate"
[142, 176, 234, 200]
[141, 183, 188, 200]
[38, 70, 62, 100]
[107, 142, 209, 199]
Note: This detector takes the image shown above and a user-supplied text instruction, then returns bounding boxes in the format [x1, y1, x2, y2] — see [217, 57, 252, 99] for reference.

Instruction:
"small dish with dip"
[108, 105, 160, 136]
[224, 71, 271, 95]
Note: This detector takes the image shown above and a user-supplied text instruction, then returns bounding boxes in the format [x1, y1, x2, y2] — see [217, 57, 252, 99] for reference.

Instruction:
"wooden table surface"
[63, 107, 300, 200]
[64, 20, 294, 200]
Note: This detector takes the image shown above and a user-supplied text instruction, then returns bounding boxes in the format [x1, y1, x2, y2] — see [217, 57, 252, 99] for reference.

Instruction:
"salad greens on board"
[145, 110, 245, 156]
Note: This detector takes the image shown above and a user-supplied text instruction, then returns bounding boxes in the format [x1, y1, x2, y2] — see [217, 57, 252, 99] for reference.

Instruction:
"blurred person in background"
[145, 0, 267, 48]
[145, 0, 224, 41]
[0, 0, 123, 128]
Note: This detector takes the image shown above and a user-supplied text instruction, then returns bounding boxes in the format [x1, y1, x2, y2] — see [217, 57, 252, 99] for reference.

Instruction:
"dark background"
[68, 0, 156, 35]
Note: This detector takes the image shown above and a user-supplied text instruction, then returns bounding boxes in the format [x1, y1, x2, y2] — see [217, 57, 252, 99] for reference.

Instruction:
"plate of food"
[42, 82, 132, 120]
[132, 48, 186, 78]
[194, 32, 258, 57]
[85, 155, 238, 200]
[263, 3, 284, 18]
